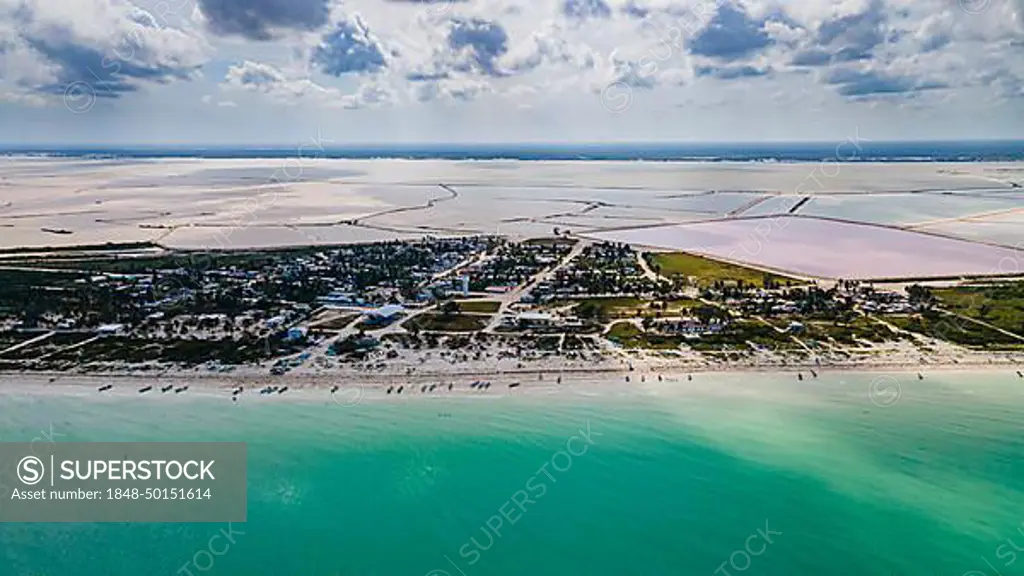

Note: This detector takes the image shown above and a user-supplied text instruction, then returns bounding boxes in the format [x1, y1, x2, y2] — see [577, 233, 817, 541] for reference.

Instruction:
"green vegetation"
[455, 300, 502, 313]
[0, 241, 160, 257]
[888, 313, 1023, 349]
[689, 321, 801, 351]
[0, 333, 94, 361]
[606, 321, 684, 350]
[522, 237, 576, 247]
[933, 284, 1024, 337]
[575, 298, 643, 320]
[571, 297, 709, 321]
[646, 252, 799, 288]
[407, 313, 491, 332]
[49, 336, 278, 367]
[803, 317, 901, 345]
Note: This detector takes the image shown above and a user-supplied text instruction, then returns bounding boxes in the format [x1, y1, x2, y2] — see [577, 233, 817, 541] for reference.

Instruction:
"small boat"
[98, 384, 113, 392]
[421, 385, 428, 393]
[161, 385, 174, 393]
[1017, 370, 1022, 378]
[386, 386, 393, 395]
[810, 370, 818, 378]
[470, 382, 479, 389]
[657, 375, 663, 382]
[687, 374, 693, 381]
[448, 383, 453, 391]
[174, 386, 187, 394]
[641, 375, 646, 382]
[397, 386, 404, 394]
[625, 376, 630, 382]
[918, 373, 924, 380]
[797, 373, 803, 381]
[557, 376, 562, 384]
[330, 385, 339, 393]
[429, 384, 437, 392]
[139, 386, 152, 394]
[509, 383, 520, 389]
[278, 386, 288, 394]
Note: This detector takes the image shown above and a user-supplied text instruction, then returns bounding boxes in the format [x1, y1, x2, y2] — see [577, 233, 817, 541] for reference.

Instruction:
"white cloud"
[0, 0, 208, 101]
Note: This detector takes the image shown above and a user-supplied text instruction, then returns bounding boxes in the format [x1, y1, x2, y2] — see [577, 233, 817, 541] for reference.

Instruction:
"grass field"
[646, 252, 800, 288]
[407, 313, 491, 332]
[455, 300, 502, 313]
[570, 297, 707, 320]
[933, 284, 1024, 337]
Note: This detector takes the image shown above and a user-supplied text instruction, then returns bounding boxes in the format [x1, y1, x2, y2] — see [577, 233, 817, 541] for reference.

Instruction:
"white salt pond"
[1, 158, 1021, 271]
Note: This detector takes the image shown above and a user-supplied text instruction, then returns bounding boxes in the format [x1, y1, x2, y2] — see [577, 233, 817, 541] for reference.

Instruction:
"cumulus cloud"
[414, 76, 491, 101]
[447, 17, 509, 77]
[197, 0, 330, 41]
[223, 60, 392, 108]
[695, 64, 771, 80]
[689, 2, 774, 61]
[0, 0, 207, 99]
[3, 0, 1021, 115]
[562, 0, 612, 21]
[312, 15, 389, 76]
[501, 24, 597, 73]
[823, 67, 946, 98]
[790, 0, 888, 66]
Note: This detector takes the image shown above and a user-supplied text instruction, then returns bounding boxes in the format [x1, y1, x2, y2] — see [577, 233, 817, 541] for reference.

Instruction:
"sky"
[0, 0, 1022, 145]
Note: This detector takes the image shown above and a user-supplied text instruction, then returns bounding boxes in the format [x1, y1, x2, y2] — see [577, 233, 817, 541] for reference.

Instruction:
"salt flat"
[0, 158, 1021, 279]
[585, 216, 1023, 280]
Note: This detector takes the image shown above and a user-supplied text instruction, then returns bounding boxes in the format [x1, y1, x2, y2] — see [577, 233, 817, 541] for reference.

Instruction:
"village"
[0, 235, 1021, 378]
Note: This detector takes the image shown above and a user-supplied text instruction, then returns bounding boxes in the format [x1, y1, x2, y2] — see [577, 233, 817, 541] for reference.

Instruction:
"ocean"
[0, 371, 1023, 576]
[4, 141, 1024, 162]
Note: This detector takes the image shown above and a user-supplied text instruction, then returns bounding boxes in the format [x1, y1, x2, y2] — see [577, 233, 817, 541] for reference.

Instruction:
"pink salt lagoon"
[588, 216, 1024, 280]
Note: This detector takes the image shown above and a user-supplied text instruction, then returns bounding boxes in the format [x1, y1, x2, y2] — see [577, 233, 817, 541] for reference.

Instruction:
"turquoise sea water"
[1, 372, 1023, 576]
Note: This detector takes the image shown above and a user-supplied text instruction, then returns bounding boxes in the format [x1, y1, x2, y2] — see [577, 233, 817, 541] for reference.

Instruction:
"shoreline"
[2, 357, 1021, 393]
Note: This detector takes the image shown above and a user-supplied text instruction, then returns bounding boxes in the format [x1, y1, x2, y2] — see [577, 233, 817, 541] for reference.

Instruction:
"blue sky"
[0, 0, 1022, 145]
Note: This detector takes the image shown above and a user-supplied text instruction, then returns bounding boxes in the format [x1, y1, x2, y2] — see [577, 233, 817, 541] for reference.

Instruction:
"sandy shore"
[2, 355, 1021, 398]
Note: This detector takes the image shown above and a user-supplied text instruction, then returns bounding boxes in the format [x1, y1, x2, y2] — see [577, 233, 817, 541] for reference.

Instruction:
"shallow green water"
[1, 371, 1023, 576]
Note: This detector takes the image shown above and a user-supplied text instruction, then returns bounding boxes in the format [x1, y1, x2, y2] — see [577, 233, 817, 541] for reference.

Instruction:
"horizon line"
[3, 139, 1024, 150]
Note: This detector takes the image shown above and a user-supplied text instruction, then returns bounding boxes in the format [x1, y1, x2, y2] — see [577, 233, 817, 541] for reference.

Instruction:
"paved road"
[0, 331, 55, 357]
[482, 239, 590, 332]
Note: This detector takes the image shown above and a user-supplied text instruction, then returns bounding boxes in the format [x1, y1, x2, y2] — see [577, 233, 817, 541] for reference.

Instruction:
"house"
[516, 312, 556, 329]
[363, 304, 405, 326]
[96, 324, 125, 336]
[318, 291, 360, 307]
